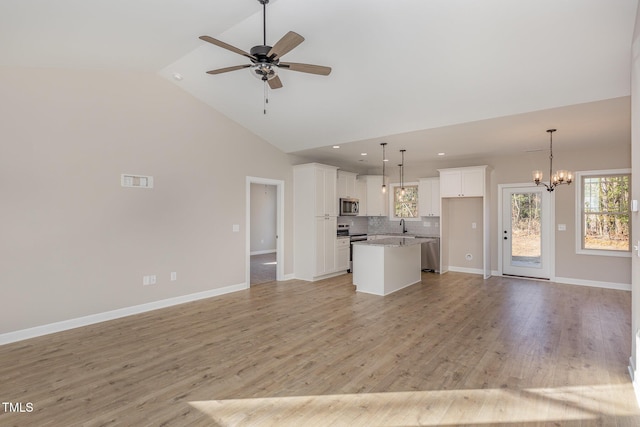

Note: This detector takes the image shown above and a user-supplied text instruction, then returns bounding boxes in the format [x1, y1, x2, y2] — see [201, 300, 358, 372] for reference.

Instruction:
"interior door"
[502, 186, 551, 279]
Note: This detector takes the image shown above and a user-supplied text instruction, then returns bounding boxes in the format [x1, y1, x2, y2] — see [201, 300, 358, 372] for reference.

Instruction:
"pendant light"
[399, 149, 406, 196]
[380, 142, 388, 193]
[532, 129, 573, 191]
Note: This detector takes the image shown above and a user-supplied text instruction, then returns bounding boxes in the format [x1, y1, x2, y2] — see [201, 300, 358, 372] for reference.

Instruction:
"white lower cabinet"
[315, 216, 337, 276]
[335, 237, 350, 272]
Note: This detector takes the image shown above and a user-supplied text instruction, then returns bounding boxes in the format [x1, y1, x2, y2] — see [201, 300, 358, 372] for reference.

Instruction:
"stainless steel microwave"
[339, 198, 359, 216]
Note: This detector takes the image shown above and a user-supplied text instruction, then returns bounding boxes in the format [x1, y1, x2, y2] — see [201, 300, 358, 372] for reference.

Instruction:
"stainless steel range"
[337, 224, 367, 273]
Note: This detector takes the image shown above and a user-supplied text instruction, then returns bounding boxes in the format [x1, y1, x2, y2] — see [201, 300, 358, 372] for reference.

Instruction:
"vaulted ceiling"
[1, 0, 636, 170]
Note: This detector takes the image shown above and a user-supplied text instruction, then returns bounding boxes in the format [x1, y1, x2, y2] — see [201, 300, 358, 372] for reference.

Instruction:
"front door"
[502, 186, 551, 279]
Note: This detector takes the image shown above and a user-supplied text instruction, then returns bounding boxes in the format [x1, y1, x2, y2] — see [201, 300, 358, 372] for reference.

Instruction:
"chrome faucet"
[400, 219, 407, 234]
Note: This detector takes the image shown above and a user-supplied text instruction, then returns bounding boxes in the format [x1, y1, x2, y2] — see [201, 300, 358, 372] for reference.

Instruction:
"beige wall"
[444, 197, 484, 270]
[402, 140, 632, 285]
[0, 67, 294, 334]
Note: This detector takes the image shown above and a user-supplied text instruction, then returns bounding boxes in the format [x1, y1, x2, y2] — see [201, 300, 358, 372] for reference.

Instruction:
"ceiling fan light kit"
[199, 0, 332, 112]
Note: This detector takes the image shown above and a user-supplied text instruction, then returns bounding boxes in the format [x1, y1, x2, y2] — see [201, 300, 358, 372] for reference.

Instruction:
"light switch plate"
[232, 224, 240, 232]
[558, 224, 567, 231]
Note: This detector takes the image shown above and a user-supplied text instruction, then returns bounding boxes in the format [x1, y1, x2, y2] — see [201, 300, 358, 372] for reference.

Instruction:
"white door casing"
[499, 184, 553, 279]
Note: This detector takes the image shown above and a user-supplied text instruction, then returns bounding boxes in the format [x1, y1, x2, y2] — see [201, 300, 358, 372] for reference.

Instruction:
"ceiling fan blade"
[278, 62, 332, 76]
[199, 35, 256, 60]
[268, 75, 283, 89]
[268, 31, 305, 59]
[206, 64, 251, 75]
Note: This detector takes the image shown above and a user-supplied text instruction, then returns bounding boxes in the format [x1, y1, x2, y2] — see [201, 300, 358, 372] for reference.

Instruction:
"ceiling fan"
[199, 0, 332, 90]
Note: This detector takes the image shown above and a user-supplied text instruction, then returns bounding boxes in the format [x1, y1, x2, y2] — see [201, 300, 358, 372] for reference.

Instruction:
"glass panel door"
[510, 192, 541, 267]
[502, 187, 550, 278]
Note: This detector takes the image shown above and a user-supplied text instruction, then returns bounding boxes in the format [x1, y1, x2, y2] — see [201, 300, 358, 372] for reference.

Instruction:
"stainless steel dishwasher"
[420, 237, 440, 273]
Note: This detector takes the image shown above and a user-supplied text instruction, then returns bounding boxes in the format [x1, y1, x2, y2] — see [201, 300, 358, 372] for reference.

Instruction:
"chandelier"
[532, 129, 572, 192]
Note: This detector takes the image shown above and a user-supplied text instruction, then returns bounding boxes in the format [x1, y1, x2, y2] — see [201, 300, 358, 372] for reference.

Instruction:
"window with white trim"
[390, 183, 419, 219]
[575, 169, 631, 257]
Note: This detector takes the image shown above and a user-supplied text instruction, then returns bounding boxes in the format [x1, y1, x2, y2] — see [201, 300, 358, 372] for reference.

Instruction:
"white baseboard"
[0, 282, 247, 346]
[250, 249, 276, 255]
[632, 361, 640, 407]
[553, 276, 631, 291]
[450, 269, 630, 291]
[282, 273, 295, 281]
[447, 266, 484, 275]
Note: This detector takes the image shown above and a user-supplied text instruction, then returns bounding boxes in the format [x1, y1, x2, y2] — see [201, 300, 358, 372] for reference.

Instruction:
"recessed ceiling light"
[172, 73, 184, 81]
[361, 153, 367, 156]
[383, 158, 389, 162]
[333, 145, 340, 149]
[438, 152, 445, 156]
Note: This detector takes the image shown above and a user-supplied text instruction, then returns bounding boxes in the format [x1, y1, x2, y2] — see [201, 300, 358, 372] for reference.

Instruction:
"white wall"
[630, 5, 640, 386]
[0, 67, 294, 335]
[250, 183, 277, 253]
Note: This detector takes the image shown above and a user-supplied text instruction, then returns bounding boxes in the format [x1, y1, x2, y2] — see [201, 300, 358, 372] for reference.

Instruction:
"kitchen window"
[575, 169, 631, 257]
[391, 183, 419, 219]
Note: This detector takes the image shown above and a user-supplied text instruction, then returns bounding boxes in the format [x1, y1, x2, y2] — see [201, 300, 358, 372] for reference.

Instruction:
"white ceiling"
[1, 0, 637, 171]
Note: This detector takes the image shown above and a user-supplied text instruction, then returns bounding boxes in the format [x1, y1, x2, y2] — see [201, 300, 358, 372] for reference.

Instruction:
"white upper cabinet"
[358, 175, 388, 217]
[313, 165, 338, 216]
[418, 177, 440, 216]
[355, 177, 368, 216]
[439, 166, 487, 198]
[337, 170, 357, 199]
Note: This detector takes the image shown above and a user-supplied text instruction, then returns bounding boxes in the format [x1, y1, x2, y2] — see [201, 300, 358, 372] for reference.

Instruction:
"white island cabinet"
[352, 237, 430, 296]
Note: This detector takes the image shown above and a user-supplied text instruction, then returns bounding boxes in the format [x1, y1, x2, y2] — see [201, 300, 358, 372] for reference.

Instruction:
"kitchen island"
[352, 237, 431, 296]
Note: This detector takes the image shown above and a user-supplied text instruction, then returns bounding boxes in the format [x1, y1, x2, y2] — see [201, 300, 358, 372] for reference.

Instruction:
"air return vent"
[121, 174, 153, 189]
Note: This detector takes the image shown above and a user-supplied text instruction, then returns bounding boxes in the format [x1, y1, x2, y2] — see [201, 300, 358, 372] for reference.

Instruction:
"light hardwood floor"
[1, 272, 639, 426]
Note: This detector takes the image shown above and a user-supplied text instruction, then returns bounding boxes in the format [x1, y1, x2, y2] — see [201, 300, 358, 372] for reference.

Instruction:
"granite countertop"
[352, 237, 433, 247]
[367, 233, 440, 239]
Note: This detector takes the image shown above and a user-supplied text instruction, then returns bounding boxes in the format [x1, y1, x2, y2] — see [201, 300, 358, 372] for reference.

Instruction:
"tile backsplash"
[337, 215, 439, 236]
[337, 216, 368, 234]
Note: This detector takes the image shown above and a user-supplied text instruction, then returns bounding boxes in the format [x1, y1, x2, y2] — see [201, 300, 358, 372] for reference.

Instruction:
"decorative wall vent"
[121, 174, 154, 189]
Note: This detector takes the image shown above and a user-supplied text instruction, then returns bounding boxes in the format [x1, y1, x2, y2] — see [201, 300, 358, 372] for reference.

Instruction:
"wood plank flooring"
[1, 272, 638, 426]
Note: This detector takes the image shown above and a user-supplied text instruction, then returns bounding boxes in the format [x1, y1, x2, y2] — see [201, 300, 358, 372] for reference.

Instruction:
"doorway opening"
[499, 184, 553, 279]
[246, 177, 284, 286]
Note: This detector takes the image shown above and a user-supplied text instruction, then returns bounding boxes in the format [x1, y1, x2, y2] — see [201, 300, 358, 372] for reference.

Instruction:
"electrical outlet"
[171, 272, 177, 281]
[143, 275, 157, 286]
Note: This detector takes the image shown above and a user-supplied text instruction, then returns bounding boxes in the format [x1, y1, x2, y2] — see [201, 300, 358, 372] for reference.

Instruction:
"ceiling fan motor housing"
[249, 45, 278, 81]
[250, 45, 276, 62]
